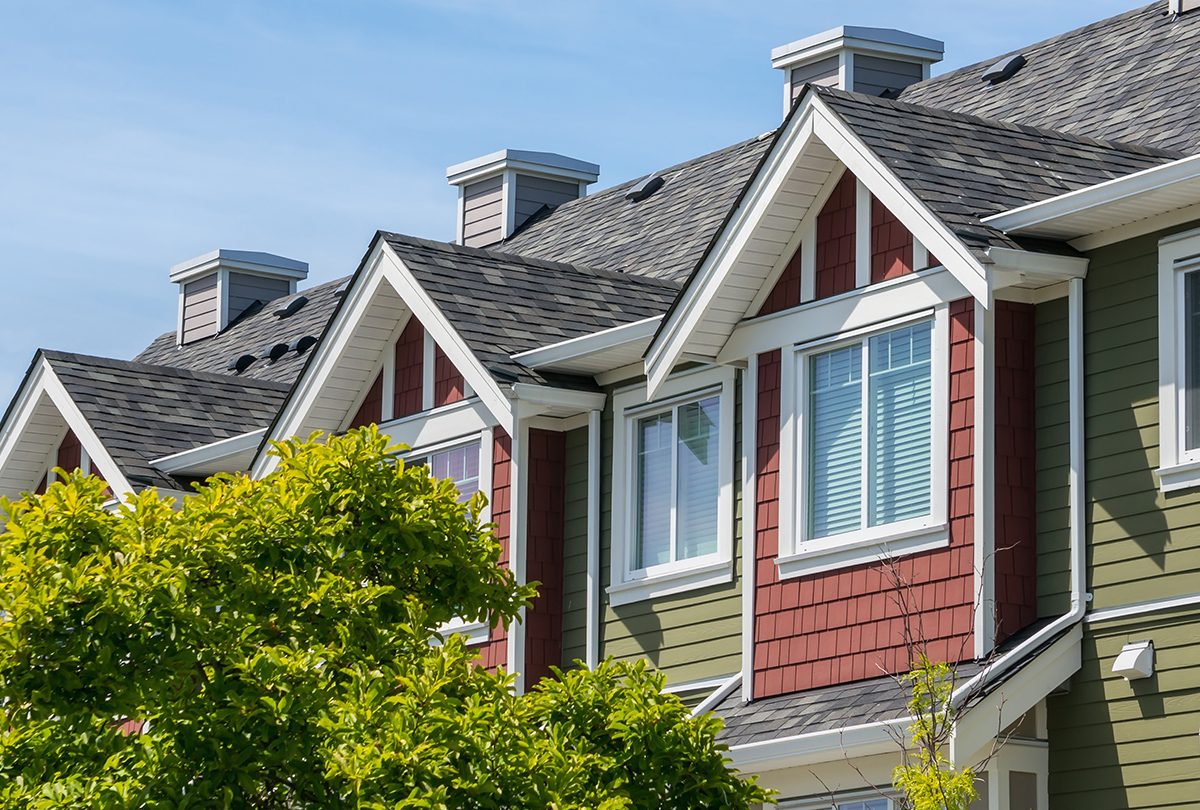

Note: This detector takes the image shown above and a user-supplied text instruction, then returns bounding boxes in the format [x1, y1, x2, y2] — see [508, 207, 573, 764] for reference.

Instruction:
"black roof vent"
[227, 354, 256, 374]
[291, 335, 319, 355]
[982, 54, 1026, 85]
[274, 295, 308, 318]
[260, 342, 290, 363]
[625, 175, 665, 203]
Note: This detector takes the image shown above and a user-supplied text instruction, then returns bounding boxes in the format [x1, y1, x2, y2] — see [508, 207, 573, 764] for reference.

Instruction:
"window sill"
[607, 558, 734, 606]
[1157, 460, 1200, 493]
[776, 524, 948, 579]
[435, 619, 489, 647]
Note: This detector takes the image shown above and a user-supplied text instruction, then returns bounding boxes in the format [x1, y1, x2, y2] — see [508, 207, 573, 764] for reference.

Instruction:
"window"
[778, 311, 948, 577]
[1158, 228, 1200, 491]
[423, 442, 480, 502]
[610, 366, 735, 606]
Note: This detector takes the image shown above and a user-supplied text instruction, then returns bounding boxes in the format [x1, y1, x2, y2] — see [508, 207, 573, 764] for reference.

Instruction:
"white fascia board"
[380, 244, 514, 435]
[511, 316, 662, 371]
[689, 672, 742, 717]
[986, 247, 1089, 286]
[509, 383, 607, 415]
[949, 624, 1082, 766]
[151, 429, 267, 475]
[40, 364, 134, 496]
[729, 716, 907, 772]
[645, 104, 821, 395]
[0, 360, 49, 480]
[252, 248, 393, 478]
[645, 95, 991, 397]
[981, 154, 1200, 238]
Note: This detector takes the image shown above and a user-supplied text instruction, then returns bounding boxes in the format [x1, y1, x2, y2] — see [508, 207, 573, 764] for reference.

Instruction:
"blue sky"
[0, 0, 1134, 405]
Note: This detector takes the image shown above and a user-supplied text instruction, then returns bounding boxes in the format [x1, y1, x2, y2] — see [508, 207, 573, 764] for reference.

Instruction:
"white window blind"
[807, 320, 933, 540]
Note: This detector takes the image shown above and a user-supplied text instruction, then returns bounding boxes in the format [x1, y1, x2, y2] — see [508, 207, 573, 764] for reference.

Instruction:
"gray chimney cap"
[446, 149, 600, 187]
[169, 249, 309, 285]
[771, 26, 944, 70]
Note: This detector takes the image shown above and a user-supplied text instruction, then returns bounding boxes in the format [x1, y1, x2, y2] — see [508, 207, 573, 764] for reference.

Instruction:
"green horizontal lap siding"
[1035, 297, 1071, 617]
[1048, 611, 1200, 808]
[1081, 229, 1200, 611]
[561, 426, 589, 669]
[599, 374, 742, 686]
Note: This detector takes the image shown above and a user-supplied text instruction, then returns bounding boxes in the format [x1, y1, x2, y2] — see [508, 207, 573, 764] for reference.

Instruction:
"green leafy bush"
[0, 428, 768, 809]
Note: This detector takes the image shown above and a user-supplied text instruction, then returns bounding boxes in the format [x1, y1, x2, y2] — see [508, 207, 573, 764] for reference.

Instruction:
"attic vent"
[227, 354, 256, 374]
[626, 175, 665, 203]
[291, 335, 319, 355]
[274, 295, 308, 318]
[260, 342, 291, 364]
[334, 280, 350, 297]
[982, 54, 1026, 84]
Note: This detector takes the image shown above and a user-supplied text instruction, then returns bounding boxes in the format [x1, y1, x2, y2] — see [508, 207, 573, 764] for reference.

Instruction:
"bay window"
[779, 310, 948, 577]
[610, 367, 735, 605]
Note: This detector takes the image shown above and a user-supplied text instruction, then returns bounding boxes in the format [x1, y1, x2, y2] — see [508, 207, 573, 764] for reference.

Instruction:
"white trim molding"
[1156, 227, 1200, 492]
[775, 306, 950, 579]
[151, 429, 266, 477]
[608, 365, 737, 606]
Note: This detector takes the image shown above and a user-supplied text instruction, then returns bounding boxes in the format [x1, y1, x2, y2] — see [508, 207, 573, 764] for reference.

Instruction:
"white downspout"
[508, 404, 528, 694]
[586, 408, 601, 669]
[741, 357, 759, 702]
[952, 276, 1088, 706]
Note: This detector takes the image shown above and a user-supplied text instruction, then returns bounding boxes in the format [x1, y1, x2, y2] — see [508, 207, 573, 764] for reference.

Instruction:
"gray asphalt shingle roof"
[900, 2, 1200, 154]
[816, 86, 1181, 252]
[502, 135, 772, 283]
[382, 231, 680, 387]
[43, 350, 291, 490]
[135, 277, 346, 386]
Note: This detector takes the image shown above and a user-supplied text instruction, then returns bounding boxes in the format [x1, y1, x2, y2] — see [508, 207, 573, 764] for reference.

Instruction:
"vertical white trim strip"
[422, 328, 436, 412]
[455, 185, 466, 245]
[477, 427, 494, 525]
[1068, 278, 1087, 612]
[509, 409, 528, 694]
[973, 297, 996, 658]
[855, 179, 871, 289]
[586, 408, 601, 669]
[380, 333, 397, 423]
[217, 268, 230, 332]
[501, 168, 517, 239]
[914, 239, 929, 271]
[740, 358, 758, 702]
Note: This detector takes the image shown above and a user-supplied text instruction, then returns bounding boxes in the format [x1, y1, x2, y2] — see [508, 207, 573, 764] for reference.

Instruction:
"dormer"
[772, 26, 944, 114]
[446, 150, 599, 248]
[171, 249, 308, 345]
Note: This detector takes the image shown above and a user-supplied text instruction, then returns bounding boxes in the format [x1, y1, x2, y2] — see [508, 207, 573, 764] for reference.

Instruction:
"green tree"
[892, 656, 977, 810]
[0, 428, 770, 809]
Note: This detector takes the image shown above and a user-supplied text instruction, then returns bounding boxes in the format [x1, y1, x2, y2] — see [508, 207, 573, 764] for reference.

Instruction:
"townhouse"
[3, 2, 1200, 806]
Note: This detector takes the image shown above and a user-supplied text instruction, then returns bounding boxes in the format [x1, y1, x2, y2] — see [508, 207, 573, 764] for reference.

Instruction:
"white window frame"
[608, 365, 736, 606]
[404, 430, 494, 646]
[777, 307, 949, 578]
[1157, 227, 1200, 492]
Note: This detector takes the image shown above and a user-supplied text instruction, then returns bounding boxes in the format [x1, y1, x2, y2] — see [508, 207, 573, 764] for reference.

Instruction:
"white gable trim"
[152, 428, 266, 476]
[378, 243, 513, 432]
[0, 359, 135, 497]
[252, 239, 514, 478]
[645, 93, 991, 395]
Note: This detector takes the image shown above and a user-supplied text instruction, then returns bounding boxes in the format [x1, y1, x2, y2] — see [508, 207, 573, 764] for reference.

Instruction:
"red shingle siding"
[751, 300, 976, 698]
[758, 249, 803, 316]
[56, 429, 81, 472]
[870, 194, 914, 283]
[348, 372, 383, 428]
[434, 346, 466, 407]
[815, 172, 858, 300]
[393, 318, 424, 418]
[993, 300, 1038, 643]
[477, 428, 511, 672]
[524, 429, 565, 685]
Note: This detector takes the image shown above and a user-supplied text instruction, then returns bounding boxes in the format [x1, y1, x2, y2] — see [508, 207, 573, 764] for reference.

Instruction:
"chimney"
[171, 249, 308, 345]
[446, 150, 600, 248]
[772, 26, 944, 114]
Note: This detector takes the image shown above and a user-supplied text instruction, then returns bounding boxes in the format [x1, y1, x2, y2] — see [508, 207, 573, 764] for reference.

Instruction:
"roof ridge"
[40, 349, 294, 392]
[379, 230, 683, 292]
[815, 84, 1185, 160]
[903, 1, 1161, 99]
